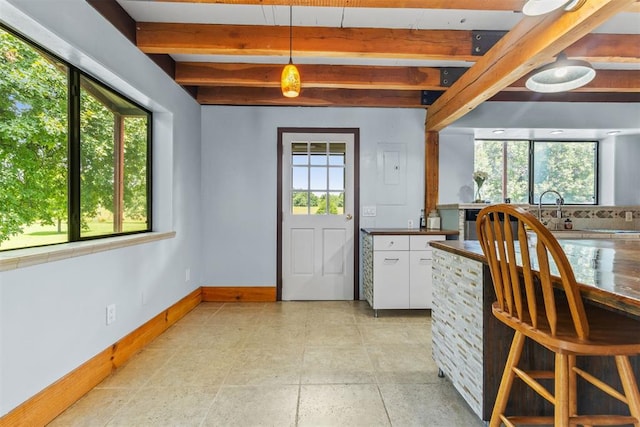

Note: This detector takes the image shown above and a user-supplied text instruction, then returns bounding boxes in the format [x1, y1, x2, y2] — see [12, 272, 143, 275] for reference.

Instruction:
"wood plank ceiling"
[90, 0, 639, 116]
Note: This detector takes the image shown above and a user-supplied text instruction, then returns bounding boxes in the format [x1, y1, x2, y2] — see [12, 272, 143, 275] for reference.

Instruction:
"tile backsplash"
[439, 204, 640, 240]
[535, 205, 639, 230]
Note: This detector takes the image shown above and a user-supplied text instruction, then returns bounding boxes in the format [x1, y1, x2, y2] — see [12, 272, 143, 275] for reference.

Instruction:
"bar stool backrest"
[476, 204, 590, 339]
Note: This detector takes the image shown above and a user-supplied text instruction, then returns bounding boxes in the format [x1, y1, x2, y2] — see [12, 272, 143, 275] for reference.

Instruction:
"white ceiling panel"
[117, 1, 520, 30]
[117, 2, 638, 33]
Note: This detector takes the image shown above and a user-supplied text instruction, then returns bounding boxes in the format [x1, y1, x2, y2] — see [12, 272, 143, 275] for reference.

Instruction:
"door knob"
[346, 214, 353, 220]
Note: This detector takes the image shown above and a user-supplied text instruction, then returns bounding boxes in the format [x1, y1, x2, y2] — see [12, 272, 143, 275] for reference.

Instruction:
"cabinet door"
[409, 250, 432, 309]
[373, 251, 409, 309]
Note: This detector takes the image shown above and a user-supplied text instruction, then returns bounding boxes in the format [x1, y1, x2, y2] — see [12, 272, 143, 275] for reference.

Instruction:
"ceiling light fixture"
[522, 0, 586, 16]
[525, 53, 596, 93]
[493, 129, 506, 135]
[281, 5, 301, 98]
[550, 130, 564, 135]
[607, 130, 621, 136]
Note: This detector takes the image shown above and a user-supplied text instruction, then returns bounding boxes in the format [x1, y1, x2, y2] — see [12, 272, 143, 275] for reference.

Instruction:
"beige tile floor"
[49, 301, 484, 427]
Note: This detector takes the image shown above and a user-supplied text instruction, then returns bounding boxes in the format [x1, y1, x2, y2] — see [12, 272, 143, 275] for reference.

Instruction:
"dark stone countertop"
[361, 228, 459, 236]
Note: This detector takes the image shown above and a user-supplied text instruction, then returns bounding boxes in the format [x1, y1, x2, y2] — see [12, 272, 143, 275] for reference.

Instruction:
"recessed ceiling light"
[493, 129, 505, 135]
[550, 130, 564, 135]
[607, 130, 621, 136]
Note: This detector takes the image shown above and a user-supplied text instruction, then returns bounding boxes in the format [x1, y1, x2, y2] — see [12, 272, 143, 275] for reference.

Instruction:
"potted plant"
[473, 171, 488, 203]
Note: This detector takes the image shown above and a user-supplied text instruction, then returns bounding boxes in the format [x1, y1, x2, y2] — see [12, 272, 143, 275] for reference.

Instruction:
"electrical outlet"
[626, 211, 633, 222]
[408, 219, 414, 229]
[185, 268, 191, 282]
[106, 304, 116, 325]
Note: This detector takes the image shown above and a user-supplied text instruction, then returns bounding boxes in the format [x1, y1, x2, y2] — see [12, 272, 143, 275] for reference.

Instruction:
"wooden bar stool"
[476, 204, 640, 427]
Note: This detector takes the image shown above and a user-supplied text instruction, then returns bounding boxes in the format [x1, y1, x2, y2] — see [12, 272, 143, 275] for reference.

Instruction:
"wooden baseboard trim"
[0, 288, 202, 427]
[201, 286, 277, 302]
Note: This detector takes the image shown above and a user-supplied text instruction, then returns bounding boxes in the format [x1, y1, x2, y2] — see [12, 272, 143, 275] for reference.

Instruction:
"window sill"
[0, 231, 176, 272]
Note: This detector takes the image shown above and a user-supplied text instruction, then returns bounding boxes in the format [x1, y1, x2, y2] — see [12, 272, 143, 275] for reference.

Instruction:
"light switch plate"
[363, 206, 377, 217]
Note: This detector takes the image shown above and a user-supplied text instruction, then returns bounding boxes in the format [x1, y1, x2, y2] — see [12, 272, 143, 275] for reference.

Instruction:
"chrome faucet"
[538, 190, 564, 230]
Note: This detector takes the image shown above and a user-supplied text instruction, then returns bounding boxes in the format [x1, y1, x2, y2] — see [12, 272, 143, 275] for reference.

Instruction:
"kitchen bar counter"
[429, 238, 640, 421]
[430, 238, 640, 317]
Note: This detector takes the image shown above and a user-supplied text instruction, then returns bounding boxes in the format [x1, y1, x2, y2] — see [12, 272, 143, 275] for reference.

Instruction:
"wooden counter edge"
[361, 228, 459, 236]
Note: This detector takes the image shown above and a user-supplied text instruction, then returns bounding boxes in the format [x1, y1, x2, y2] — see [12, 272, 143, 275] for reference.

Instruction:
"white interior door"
[281, 132, 355, 300]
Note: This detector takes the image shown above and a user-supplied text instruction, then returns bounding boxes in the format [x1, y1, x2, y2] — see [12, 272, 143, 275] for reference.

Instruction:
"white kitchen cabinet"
[362, 231, 446, 315]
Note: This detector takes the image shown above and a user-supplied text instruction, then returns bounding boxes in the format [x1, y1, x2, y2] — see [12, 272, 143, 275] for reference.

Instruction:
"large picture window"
[475, 140, 597, 205]
[0, 27, 151, 251]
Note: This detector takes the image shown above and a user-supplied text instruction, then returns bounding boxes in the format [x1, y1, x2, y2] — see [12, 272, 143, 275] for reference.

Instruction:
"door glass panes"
[310, 168, 327, 191]
[291, 140, 347, 215]
[329, 143, 346, 165]
[292, 142, 307, 165]
[292, 167, 308, 189]
[310, 142, 327, 165]
[80, 76, 149, 238]
[329, 168, 344, 191]
[0, 29, 69, 250]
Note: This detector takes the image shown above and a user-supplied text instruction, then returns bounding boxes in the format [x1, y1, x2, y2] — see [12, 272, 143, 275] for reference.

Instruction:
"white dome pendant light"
[525, 53, 596, 93]
[522, 0, 586, 16]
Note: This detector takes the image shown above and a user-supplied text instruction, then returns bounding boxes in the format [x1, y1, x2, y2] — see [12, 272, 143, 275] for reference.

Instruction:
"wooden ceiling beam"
[176, 63, 443, 89]
[565, 33, 640, 63]
[178, 62, 640, 92]
[137, 23, 640, 64]
[137, 24, 474, 60]
[197, 86, 424, 106]
[425, 0, 637, 132]
[197, 86, 638, 106]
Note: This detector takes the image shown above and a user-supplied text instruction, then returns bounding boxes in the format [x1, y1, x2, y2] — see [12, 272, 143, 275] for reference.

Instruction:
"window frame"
[474, 138, 599, 206]
[1, 24, 152, 251]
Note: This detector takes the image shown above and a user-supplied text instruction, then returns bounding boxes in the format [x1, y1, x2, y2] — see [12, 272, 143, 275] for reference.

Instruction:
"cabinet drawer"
[374, 235, 409, 251]
[410, 235, 445, 251]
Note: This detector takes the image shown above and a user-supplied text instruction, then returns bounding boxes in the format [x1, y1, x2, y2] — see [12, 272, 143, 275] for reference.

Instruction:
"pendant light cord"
[289, 5, 293, 64]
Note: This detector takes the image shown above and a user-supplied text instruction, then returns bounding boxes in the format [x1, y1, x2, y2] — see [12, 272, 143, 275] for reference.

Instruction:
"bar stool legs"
[616, 356, 640, 427]
[490, 332, 525, 427]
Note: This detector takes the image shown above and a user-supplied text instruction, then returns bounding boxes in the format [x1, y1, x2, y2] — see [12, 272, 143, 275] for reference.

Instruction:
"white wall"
[0, 0, 202, 415]
[438, 133, 475, 204]
[614, 134, 640, 205]
[599, 136, 616, 205]
[200, 106, 427, 287]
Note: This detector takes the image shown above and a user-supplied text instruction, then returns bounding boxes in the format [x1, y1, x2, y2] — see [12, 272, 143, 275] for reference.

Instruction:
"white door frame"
[277, 127, 360, 301]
